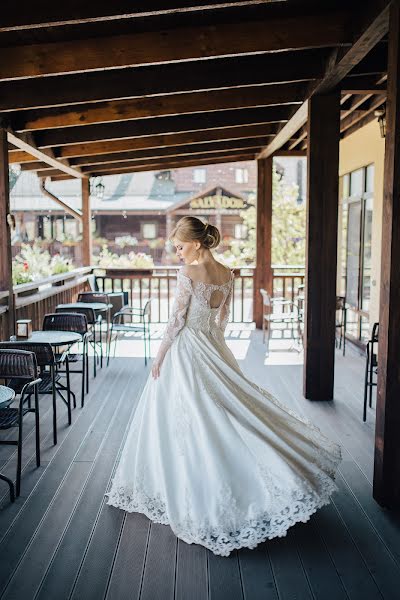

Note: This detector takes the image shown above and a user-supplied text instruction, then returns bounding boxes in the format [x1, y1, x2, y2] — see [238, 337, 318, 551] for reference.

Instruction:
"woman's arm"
[152, 269, 192, 378]
[218, 271, 234, 333]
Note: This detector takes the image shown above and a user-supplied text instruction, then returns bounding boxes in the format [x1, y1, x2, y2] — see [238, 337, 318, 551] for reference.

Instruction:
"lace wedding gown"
[106, 268, 342, 556]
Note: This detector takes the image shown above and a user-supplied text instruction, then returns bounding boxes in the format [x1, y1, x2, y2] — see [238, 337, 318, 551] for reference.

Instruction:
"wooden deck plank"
[238, 545, 279, 600]
[313, 504, 382, 600]
[208, 551, 243, 600]
[175, 539, 208, 600]
[332, 470, 400, 600]
[267, 530, 314, 600]
[140, 523, 177, 600]
[105, 513, 150, 600]
[0, 362, 126, 592]
[0, 462, 92, 600]
[34, 361, 146, 600]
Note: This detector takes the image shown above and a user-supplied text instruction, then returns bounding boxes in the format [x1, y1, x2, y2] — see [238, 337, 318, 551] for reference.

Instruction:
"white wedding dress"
[106, 267, 342, 556]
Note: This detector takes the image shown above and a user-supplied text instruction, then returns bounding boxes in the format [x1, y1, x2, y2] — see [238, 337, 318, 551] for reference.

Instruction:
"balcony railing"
[0, 265, 305, 335]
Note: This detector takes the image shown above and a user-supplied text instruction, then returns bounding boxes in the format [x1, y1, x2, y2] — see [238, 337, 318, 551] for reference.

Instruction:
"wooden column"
[81, 177, 92, 266]
[303, 92, 340, 400]
[373, 2, 400, 509]
[0, 129, 14, 337]
[253, 157, 273, 328]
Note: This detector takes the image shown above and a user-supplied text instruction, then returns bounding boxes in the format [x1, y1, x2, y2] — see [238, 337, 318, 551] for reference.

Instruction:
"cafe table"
[0, 385, 16, 501]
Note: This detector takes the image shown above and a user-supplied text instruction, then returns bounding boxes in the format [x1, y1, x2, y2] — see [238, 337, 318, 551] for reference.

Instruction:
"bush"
[12, 243, 75, 285]
[94, 245, 154, 268]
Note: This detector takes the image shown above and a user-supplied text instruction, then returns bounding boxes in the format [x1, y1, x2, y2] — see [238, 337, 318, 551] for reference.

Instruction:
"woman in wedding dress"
[106, 216, 342, 556]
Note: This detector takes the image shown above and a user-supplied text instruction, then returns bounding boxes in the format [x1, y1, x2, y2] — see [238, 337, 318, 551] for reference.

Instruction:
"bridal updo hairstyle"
[170, 216, 221, 250]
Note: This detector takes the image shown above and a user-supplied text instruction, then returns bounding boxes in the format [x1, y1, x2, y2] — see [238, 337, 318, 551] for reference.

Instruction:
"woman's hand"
[151, 359, 162, 379]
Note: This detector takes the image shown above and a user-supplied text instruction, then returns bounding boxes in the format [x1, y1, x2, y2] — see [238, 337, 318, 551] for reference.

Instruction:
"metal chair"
[107, 300, 151, 366]
[0, 341, 72, 445]
[335, 296, 347, 356]
[43, 313, 89, 408]
[363, 322, 379, 422]
[0, 349, 41, 500]
[77, 291, 110, 367]
[260, 289, 301, 354]
[55, 306, 100, 377]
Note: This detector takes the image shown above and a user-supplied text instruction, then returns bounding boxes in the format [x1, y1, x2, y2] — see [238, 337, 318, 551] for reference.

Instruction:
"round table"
[0, 384, 15, 408]
[56, 302, 112, 313]
[30, 330, 82, 346]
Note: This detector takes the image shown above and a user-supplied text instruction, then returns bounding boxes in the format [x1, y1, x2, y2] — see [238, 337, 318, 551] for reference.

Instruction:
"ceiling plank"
[35, 106, 291, 147]
[0, 50, 327, 112]
[341, 75, 387, 94]
[8, 150, 38, 163]
[257, 0, 390, 158]
[0, 2, 296, 30]
[14, 83, 304, 132]
[0, 12, 351, 80]
[67, 137, 269, 166]
[7, 131, 84, 178]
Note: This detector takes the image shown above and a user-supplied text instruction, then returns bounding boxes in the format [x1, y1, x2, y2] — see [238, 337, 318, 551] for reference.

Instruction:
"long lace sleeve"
[218, 271, 234, 333]
[154, 269, 192, 366]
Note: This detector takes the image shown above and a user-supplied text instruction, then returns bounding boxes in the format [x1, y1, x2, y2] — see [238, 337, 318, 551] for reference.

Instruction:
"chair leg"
[52, 366, 57, 445]
[34, 387, 40, 467]
[93, 329, 97, 378]
[100, 320, 103, 368]
[363, 344, 370, 422]
[266, 321, 271, 356]
[66, 355, 74, 417]
[369, 356, 374, 409]
[262, 319, 266, 344]
[16, 406, 24, 498]
[81, 341, 86, 408]
[0, 474, 15, 502]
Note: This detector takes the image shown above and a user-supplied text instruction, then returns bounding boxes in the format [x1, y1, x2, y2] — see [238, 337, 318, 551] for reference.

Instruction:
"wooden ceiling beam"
[55, 124, 277, 158]
[8, 150, 38, 163]
[0, 12, 351, 81]
[35, 106, 291, 148]
[13, 83, 304, 132]
[41, 152, 257, 179]
[0, 50, 327, 113]
[340, 94, 386, 133]
[67, 137, 269, 166]
[0, 2, 301, 30]
[257, 0, 390, 158]
[341, 75, 387, 94]
[7, 131, 84, 178]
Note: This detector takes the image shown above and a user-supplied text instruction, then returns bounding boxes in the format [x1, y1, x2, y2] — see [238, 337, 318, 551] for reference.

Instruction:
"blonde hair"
[170, 216, 221, 250]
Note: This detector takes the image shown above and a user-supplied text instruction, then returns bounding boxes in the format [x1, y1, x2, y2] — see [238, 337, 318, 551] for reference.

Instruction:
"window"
[235, 168, 248, 184]
[340, 165, 374, 343]
[234, 223, 248, 239]
[142, 223, 157, 239]
[193, 168, 206, 183]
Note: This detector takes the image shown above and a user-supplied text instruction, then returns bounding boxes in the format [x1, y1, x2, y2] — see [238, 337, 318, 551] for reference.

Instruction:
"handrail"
[14, 267, 92, 295]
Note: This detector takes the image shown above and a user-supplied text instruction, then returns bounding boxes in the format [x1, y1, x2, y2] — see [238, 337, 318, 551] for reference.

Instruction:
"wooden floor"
[0, 326, 399, 600]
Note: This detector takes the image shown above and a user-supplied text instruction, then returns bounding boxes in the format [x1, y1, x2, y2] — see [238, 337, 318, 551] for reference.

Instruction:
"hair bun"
[203, 223, 221, 249]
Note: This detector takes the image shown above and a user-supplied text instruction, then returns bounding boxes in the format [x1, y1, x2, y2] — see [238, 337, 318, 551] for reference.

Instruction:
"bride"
[106, 216, 342, 556]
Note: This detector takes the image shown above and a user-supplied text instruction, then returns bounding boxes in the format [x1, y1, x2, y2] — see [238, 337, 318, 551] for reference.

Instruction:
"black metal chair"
[43, 313, 89, 408]
[107, 300, 151, 366]
[77, 291, 110, 368]
[363, 322, 379, 422]
[335, 296, 347, 356]
[259, 289, 301, 354]
[0, 342, 72, 445]
[55, 305, 99, 377]
[0, 349, 41, 500]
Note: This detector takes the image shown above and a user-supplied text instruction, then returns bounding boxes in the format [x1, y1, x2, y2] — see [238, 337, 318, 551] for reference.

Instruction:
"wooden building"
[0, 0, 399, 513]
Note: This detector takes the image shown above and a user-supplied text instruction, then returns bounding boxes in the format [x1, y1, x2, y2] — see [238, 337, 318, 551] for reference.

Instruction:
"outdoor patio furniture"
[0, 350, 41, 501]
[0, 341, 73, 445]
[42, 314, 90, 408]
[335, 296, 347, 356]
[56, 302, 101, 377]
[77, 292, 112, 365]
[107, 300, 151, 367]
[260, 289, 302, 354]
[363, 322, 379, 422]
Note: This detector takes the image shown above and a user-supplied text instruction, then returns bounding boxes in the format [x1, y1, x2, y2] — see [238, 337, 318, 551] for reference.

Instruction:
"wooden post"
[0, 129, 14, 338]
[303, 92, 340, 400]
[81, 177, 92, 266]
[253, 157, 273, 328]
[373, 2, 400, 509]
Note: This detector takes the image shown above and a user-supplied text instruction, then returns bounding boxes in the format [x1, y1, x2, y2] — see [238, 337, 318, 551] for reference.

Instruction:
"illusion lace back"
[106, 267, 342, 556]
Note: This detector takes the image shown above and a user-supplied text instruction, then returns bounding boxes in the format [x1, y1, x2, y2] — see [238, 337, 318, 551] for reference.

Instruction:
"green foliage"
[12, 243, 75, 285]
[95, 244, 154, 268]
[218, 167, 305, 267]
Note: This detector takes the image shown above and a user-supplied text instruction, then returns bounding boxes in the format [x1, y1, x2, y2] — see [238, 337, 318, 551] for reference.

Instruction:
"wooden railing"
[94, 265, 305, 323]
[0, 268, 92, 336]
[0, 265, 306, 337]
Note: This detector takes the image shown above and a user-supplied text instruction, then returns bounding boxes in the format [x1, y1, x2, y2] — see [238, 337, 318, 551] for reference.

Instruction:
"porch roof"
[1, 0, 388, 180]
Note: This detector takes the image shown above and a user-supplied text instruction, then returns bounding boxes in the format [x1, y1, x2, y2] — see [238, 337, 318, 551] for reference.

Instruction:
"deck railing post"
[0, 129, 15, 338]
[254, 157, 273, 328]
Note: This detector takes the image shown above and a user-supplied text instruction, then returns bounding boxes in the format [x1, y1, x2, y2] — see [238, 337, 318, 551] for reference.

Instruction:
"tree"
[220, 166, 305, 266]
